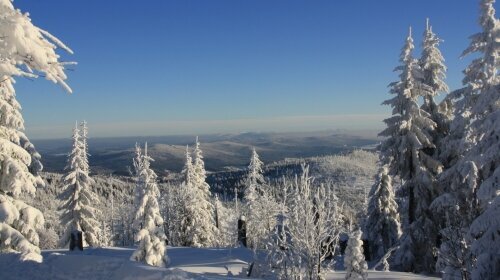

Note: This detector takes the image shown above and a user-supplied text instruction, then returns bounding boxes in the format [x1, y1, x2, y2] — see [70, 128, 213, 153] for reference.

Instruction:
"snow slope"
[0, 247, 438, 280]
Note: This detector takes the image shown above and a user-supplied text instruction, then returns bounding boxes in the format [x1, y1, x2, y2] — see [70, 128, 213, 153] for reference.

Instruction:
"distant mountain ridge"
[32, 130, 380, 176]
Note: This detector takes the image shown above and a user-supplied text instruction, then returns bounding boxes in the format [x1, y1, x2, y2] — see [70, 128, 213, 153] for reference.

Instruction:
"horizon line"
[29, 128, 384, 142]
[25, 113, 387, 140]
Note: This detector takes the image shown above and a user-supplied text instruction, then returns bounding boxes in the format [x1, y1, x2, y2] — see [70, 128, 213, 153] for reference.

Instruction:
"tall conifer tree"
[60, 123, 101, 247]
[380, 27, 441, 272]
[0, 0, 73, 262]
[131, 143, 168, 267]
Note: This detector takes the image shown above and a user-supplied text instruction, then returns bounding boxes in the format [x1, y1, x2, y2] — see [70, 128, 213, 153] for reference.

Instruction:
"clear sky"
[12, 0, 497, 139]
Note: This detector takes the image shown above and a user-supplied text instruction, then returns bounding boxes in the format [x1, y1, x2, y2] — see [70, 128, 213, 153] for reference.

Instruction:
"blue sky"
[12, 0, 496, 139]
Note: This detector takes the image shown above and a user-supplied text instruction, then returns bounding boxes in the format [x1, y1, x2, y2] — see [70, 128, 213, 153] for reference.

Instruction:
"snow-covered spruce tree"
[132, 143, 145, 213]
[418, 20, 461, 276]
[464, 1, 499, 278]
[364, 166, 401, 262]
[59, 123, 101, 248]
[131, 143, 168, 267]
[165, 146, 198, 246]
[439, 0, 498, 170]
[380, 27, 442, 273]
[419, 18, 450, 153]
[0, 77, 46, 257]
[344, 230, 368, 280]
[419, 18, 450, 187]
[0, 0, 74, 262]
[433, 1, 499, 279]
[186, 137, 217, 248]
[244, 147, 265, 200]
[168, 147, 195, 246]
[243, 148, 276, 250]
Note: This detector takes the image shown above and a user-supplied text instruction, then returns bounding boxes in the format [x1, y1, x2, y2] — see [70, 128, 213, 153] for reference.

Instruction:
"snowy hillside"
[211, 149, 379, 193]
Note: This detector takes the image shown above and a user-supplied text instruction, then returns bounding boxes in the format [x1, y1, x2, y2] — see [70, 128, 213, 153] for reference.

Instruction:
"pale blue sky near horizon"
[12, 0, 496, 139]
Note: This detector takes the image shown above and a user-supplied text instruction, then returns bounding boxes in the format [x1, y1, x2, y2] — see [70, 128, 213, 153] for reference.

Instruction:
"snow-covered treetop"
[247, 147, 264, 186]
[80, 121, 88, 147]
[244, 147, 266, 205]
[0, 0, 75, 92]
[65, 122, 84, 173]
[193, 136, 207, 182]
[132, 143, 143, 178]
[181, 145, 194, 186]
[420, 18, 449, 95]
[79, 121, 89, 172]
[402, 27, 415, 65]
[383, 27, 420, 115]
[142, 142, 154, 176]
[462, 0, 499, 109]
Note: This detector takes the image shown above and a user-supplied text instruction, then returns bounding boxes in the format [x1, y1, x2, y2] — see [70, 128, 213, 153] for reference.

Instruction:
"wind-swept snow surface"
[0, 247, 250, 280]
[0, 247, 440, 280]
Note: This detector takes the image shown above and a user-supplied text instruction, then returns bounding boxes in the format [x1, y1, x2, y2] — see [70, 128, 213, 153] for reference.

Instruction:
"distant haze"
[26, 114, 386, 140]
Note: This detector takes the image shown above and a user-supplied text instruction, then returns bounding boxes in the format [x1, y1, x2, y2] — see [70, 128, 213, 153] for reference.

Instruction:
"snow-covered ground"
[0, 247, 439, 280]
[328, 271, 439, 280]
